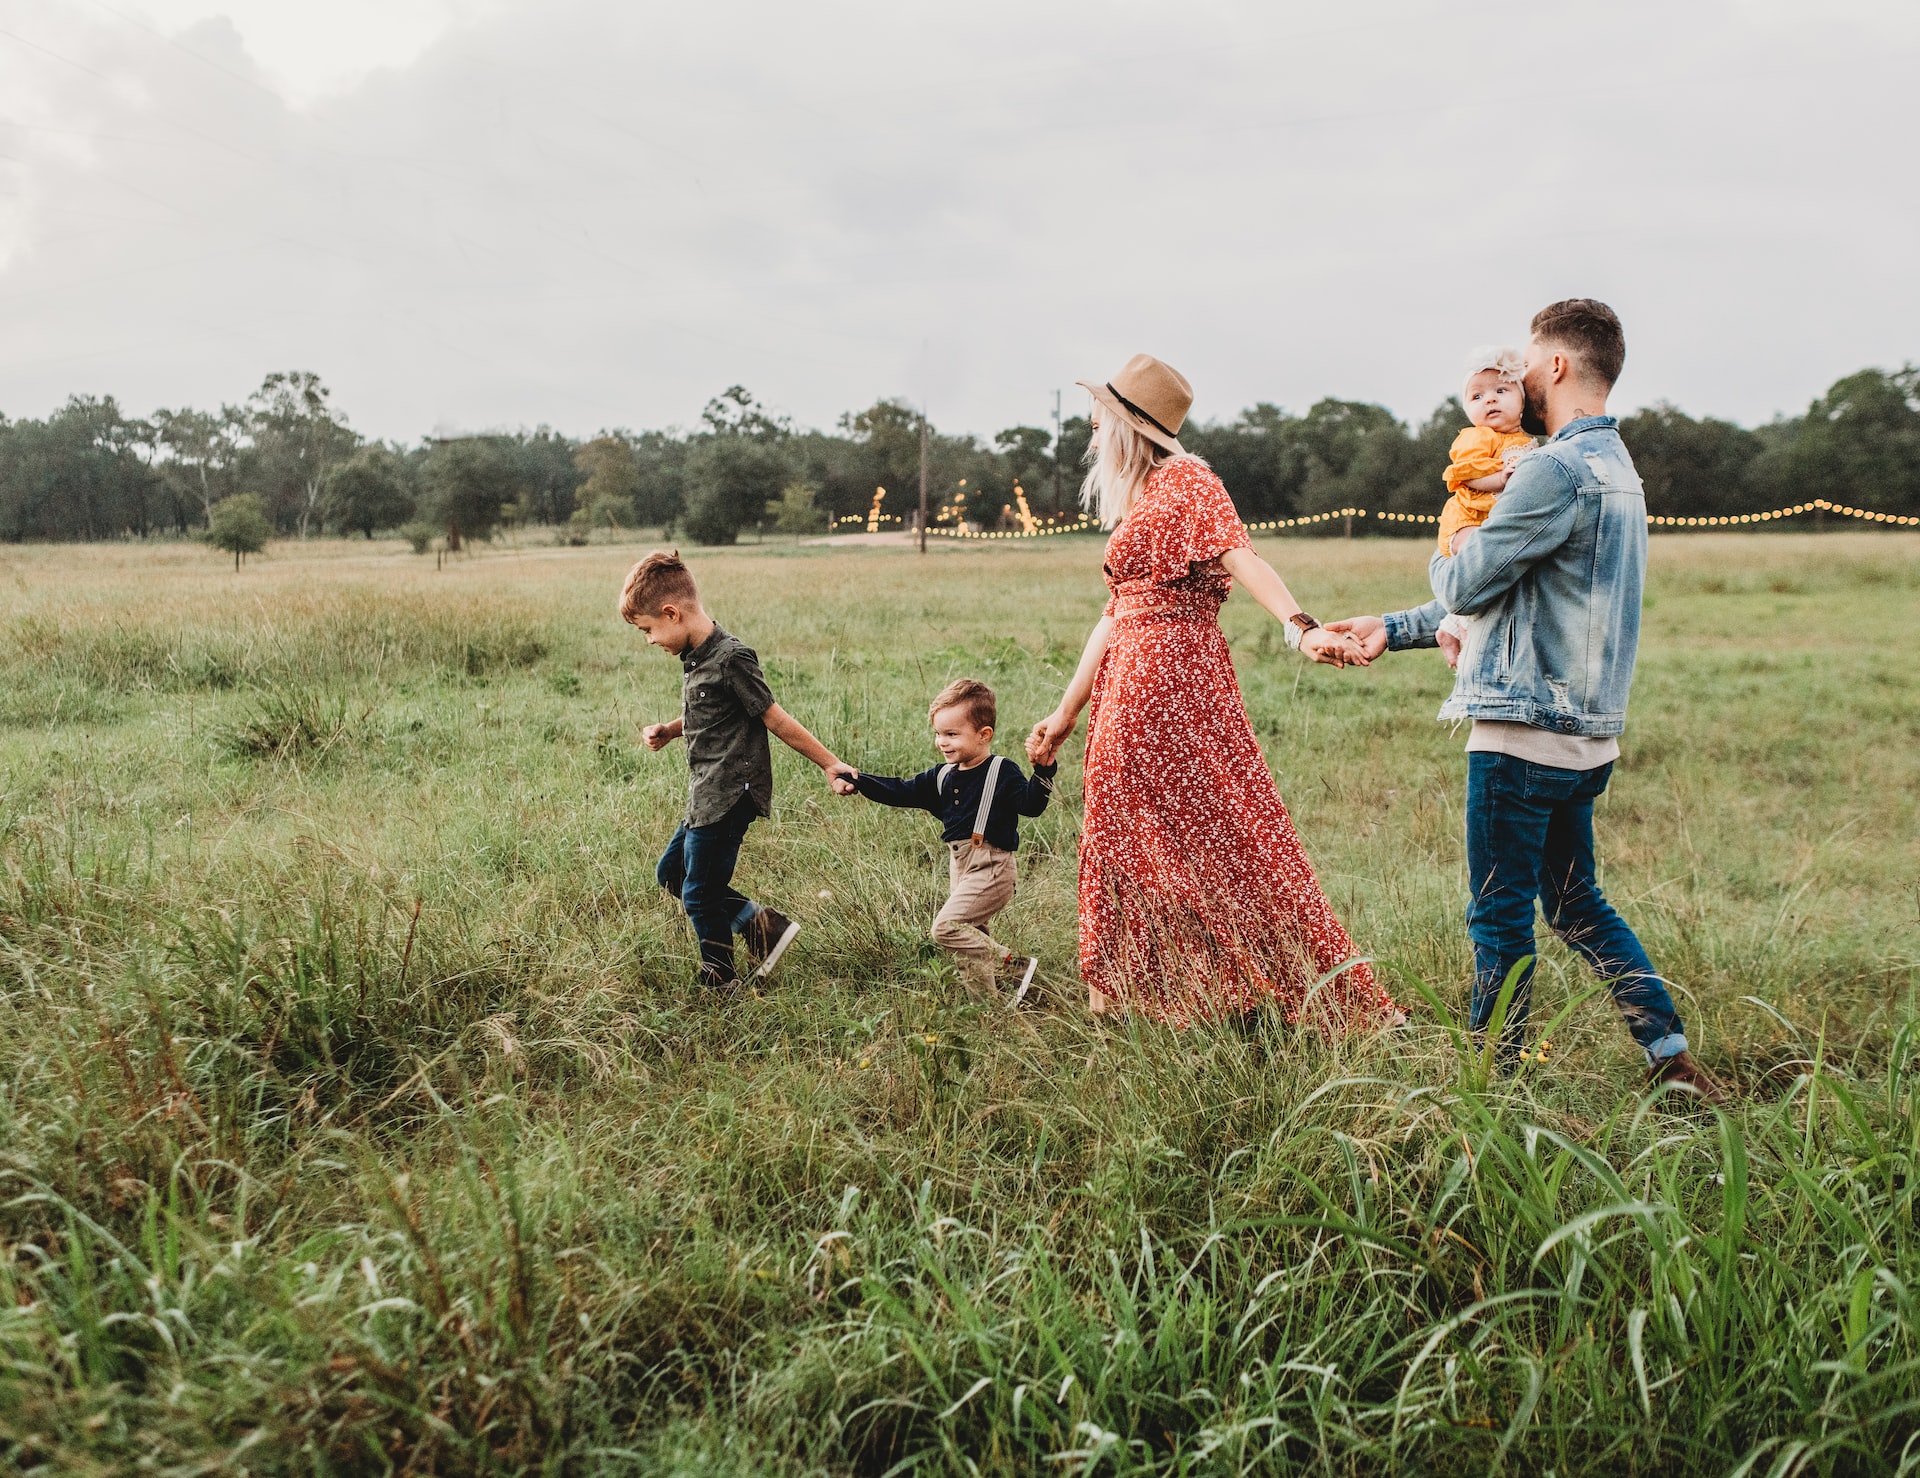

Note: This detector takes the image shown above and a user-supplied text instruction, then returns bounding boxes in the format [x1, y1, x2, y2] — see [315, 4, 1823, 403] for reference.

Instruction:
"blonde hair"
[618, 549, 700, 622]
[1080, 412, 1181, 528]
[1462, 345, 1526, 398]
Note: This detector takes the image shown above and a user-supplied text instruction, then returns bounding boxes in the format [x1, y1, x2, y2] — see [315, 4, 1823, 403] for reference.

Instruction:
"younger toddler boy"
[1437, 347, 1536, 666]
[845, 679, 1055, 1003]
[620, 550, 855, 991]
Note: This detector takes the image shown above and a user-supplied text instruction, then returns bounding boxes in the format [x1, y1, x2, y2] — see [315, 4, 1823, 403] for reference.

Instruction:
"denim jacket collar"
[1549, 414, 1616, 441]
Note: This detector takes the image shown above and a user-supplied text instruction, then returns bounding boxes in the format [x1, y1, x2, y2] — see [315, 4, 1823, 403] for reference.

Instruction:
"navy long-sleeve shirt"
[852, 756, 1057, 852]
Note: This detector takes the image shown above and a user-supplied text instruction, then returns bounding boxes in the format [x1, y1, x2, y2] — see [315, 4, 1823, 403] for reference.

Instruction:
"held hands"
[1026, 709, 1076, 767]
[1322, 615, 1389, 662]
[1300, 626, 1370, 668]
[824, 759, 859, 796]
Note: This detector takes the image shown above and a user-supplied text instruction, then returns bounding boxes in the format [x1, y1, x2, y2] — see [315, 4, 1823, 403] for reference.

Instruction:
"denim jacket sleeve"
[1384, 598, 1446, 650]
[1427, 453, 1580, 617]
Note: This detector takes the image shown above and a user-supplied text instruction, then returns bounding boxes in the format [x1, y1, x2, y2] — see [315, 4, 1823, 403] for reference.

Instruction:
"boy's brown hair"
[1530, 298, 1626, 389]
[619, 549, 701, 622]
[929, 678, 995, 732]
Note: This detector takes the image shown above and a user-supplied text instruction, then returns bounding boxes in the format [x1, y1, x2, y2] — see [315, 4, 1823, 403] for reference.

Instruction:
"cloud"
[0, 0, 1914, 442]
[112, 0, 502, 102]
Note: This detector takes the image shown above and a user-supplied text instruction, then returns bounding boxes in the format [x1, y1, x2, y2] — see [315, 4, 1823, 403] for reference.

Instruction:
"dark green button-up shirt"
[679, 625, 776, 828]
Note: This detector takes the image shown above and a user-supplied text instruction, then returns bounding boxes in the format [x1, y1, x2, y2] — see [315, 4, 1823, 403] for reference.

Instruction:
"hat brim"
[1075, 380, 1185, 457]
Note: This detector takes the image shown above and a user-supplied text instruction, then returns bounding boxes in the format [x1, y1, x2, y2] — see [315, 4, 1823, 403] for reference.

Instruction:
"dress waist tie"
[1107, 589, 1224, 624]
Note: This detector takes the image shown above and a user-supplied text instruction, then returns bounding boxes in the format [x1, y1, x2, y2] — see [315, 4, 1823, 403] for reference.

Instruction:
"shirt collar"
[680, 624, 729, 669]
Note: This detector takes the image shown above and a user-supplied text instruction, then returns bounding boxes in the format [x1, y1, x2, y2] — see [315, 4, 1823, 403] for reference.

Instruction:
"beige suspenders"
[939, 756, 1004, 849]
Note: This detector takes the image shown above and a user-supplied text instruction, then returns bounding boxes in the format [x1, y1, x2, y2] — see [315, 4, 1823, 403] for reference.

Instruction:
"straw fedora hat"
[1076, 353, 1191, 456]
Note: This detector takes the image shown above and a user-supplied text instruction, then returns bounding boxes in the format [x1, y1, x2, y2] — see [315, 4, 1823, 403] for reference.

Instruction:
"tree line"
[2, 364, 1915, 546]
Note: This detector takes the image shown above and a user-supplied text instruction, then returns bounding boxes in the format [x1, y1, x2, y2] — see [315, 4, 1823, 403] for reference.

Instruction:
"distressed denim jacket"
[1384, 416, 1646, 737]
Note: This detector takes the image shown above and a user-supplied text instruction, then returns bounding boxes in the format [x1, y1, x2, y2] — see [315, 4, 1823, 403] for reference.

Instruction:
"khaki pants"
[931, 841, 1017, 995]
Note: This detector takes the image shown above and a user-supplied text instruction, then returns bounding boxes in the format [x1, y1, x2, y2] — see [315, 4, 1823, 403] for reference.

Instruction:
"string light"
[1646, 498, 1920, 528]
[910, 495, 1918, 541]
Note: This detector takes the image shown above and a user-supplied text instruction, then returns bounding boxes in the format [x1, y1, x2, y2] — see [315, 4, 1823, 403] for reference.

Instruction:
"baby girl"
[1436, 347, 1535, 666]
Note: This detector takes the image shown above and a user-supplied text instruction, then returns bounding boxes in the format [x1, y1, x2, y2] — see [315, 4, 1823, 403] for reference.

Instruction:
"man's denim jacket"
[1384, 416, 1645, 738]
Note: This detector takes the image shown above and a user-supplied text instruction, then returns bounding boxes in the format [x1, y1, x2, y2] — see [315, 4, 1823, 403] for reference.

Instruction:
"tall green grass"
[0, 532, 1916, 1474]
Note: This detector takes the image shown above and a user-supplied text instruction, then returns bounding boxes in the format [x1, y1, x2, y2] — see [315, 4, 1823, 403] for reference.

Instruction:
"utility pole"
[1051, 389, 1063, 517]
[918, 411, 930, 555]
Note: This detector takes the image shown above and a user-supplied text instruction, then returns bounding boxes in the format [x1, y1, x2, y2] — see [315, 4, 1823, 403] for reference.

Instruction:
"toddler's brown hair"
[929, 678, 995, 731]
[619, 549, 701, 623]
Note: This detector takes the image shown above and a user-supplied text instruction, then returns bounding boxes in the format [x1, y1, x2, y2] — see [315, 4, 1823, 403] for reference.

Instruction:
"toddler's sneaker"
[744, 906, 801, 979]
[1005, 955, 1039, 1009]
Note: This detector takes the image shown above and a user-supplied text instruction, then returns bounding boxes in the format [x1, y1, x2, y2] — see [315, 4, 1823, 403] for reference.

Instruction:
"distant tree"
[246, 372, 358, 536]
[513, 427, 584, 524]
[206, 493, 272, 569]
[323, 446, 415, 537]
[1272, 399, 1421, 530]
[423, 436, 521, 549]
[630, 430, 690, 526]
[1619, 404, 1763, 521]
[0, 396, 163, 541]
[770, 480, 827, 534]
[1775, 366, 1920, 515]
[682, 436, 788, 544]
[703, 384, 791, 441]
[680, 388, 793, 544]
[840, 398, 920, 477]
[573, 437, 641, 527]
[1183, 404, 1305, 523]
[152, 405, 242, 526]
[994, 424, 1055, 510]
[1055, 415, 1092, 510]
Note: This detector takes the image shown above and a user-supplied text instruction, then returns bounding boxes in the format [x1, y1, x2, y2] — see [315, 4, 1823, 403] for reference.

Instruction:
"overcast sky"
[1, 0, 1915, 443]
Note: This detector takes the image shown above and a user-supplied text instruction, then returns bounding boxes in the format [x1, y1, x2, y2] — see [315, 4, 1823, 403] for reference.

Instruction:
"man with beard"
[1327, 300, 1725, 1101]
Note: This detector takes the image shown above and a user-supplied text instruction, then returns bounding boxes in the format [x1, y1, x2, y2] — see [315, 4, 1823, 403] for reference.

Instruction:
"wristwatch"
[1284, 611, 1320, 650]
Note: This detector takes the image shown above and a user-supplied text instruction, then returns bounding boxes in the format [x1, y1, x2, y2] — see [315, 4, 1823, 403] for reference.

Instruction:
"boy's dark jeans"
[657, 792, 763, 984]
[1465, 752, 1687, 1066]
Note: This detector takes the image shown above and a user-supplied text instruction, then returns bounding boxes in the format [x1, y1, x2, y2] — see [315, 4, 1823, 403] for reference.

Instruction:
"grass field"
[2, 530, 1918, 1476]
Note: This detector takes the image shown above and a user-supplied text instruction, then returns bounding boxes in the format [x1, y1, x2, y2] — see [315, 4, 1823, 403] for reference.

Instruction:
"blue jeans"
[656, 793, 763, 984]
[1465, 752, 1686, 1066]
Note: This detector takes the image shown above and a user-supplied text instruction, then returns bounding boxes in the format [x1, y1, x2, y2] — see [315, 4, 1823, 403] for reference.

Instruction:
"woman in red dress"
[1027, 355, 1401, 1029]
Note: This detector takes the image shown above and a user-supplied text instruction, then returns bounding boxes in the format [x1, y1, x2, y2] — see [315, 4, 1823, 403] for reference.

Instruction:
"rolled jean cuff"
[730, 900, 762, 934]
[1643, 1032, 1688, 1066]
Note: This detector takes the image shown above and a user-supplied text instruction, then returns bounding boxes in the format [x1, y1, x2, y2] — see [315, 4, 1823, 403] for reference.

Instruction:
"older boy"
[845, 679, 1055, 1003]
[621, 550, 854, 991]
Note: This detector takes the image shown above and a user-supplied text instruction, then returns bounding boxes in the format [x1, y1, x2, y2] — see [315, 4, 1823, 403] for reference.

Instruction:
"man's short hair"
[929, 678, 995, 731]
[1530, 299, 1626, 389]
[619, 549, 700, 622]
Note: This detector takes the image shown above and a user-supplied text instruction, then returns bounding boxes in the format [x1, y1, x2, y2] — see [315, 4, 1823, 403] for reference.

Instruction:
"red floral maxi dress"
[1078, 457, 1398, 1028]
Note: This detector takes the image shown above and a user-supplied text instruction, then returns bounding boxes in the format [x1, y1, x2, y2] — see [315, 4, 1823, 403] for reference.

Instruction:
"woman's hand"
[1027, 709, 1078, 765]
[1300, 626, 1369, 668]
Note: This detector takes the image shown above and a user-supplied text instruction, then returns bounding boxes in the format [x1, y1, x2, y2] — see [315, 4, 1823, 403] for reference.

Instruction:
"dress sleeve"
[1126, 459, 1252, 585]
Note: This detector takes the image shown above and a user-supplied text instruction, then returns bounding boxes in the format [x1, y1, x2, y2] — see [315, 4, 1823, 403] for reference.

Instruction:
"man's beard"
[1520, 381, 1550, 436]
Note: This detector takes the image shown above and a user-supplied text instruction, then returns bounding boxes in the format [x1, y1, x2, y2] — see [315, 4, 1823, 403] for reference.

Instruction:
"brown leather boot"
[1647, 1050, 1729, 1106]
